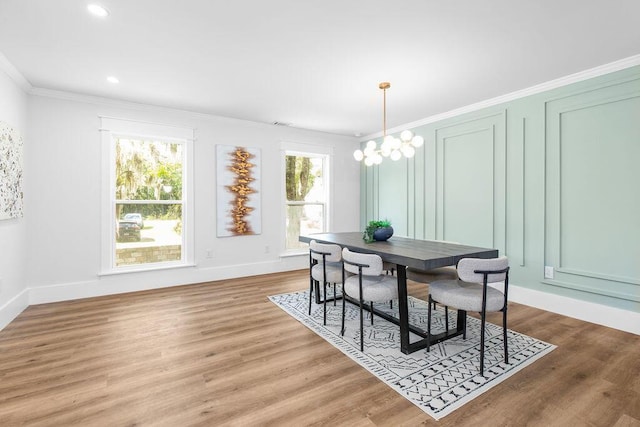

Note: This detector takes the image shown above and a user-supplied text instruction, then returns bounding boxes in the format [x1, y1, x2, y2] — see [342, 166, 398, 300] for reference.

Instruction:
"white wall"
[24, 92, 360, 304]
[0, 67, 29, 328]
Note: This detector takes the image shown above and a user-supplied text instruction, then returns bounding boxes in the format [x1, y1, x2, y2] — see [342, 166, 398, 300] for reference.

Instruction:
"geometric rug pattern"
[269, 289, 556, 420]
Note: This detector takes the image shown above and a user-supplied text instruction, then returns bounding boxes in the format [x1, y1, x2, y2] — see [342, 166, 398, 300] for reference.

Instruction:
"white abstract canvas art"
[0, 121, 24, 220]
[216, 145, 261, 237]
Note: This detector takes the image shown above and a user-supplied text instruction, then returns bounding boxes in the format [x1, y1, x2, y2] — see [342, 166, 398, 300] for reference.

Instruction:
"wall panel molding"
[542, 279, 640, 303]
[557, 268, 640, 286]
[545, 77, 640, 298]
[435, 112, 506, 251]
[519, 117, 526, 266]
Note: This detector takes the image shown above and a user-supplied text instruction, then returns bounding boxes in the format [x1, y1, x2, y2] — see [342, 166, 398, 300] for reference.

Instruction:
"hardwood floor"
[1, 270, 638, 426]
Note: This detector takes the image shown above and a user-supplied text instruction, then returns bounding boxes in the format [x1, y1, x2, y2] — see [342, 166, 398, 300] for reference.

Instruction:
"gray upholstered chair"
[309, 240, 343, 325]
[341, 248, 399, 352]
[427, 256, 510, 376]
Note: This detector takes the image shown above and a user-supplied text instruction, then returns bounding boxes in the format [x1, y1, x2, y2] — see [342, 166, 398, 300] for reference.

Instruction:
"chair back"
[457, 256, 509, 283]
[342, 248, 383, 276]
[309, 240, 342, 263]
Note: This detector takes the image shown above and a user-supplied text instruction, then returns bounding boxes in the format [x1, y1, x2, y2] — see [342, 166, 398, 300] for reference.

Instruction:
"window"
[284, 149, 330, 251]
[101, 118, 194, 273]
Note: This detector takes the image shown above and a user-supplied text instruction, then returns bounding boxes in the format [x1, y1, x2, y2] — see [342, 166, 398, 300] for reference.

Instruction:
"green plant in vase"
[363, 219, 393, 243]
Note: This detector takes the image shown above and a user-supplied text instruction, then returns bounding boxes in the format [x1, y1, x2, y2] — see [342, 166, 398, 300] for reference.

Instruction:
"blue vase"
[373, 226, 394, 241]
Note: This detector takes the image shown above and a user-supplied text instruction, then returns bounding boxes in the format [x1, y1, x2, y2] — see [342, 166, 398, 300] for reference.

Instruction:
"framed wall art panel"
[216, 145, 261, 237]
[0, 121, 24, 220]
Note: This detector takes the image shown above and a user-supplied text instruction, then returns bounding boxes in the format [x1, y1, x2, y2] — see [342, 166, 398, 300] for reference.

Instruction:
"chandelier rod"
[380, 82, 390, 137]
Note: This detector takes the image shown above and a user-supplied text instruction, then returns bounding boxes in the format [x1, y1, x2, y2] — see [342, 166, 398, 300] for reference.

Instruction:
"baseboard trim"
[28, 257, 308, 305]
[509, 285, 640, 335]
[0, 289, 29, 330]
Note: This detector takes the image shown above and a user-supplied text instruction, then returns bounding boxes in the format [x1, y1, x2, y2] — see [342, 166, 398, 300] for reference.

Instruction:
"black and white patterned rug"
[269, 289, 556, 420]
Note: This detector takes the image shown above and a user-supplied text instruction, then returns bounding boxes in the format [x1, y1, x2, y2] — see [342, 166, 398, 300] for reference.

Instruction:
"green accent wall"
[360, 65, 640, 313]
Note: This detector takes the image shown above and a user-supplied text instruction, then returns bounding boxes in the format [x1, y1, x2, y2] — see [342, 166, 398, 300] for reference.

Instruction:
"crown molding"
[0, 53, 32, 92]
[29, 87, 227, 119]
[29, 86, 299, 131]
[362, 54, 640, 141]
[29, 87, 357, 139]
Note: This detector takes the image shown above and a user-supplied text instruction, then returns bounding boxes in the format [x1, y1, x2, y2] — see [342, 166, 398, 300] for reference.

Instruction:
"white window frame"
[280, 141, 333, 256]
[99, 117, 195, 274]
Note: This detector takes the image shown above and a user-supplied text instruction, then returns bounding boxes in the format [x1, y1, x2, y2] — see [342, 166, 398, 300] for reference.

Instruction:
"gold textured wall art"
[216, 145, 261, 236]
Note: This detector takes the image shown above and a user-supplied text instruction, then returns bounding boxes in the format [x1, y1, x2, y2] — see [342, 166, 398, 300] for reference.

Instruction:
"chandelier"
[354, 82, 424, 166]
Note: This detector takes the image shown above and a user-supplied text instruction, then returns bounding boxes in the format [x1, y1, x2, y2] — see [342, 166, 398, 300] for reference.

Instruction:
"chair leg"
[340, 289, 346, 336]
[480, 309, 487, 377]
[359, 297, 364, 352]
[370, 302, 374, 325]
[444, 306, 449, 333]
[463, 312, 467, 339]
[503, 308, 509, 364]
[333, 283, 337, 306]
[323, 281, 327, 326]
[308, 277, 314, 315]
[427, 294, 432, 352]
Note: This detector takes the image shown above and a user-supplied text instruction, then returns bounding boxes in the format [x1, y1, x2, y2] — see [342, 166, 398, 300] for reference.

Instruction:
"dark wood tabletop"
[299, 232, 498, 269]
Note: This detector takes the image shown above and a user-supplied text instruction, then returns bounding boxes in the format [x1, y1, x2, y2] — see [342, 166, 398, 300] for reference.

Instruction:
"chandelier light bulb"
[364, 156, 374, 166]
[364, 145, 376, 157]
[381, 145, 392, 157]
[354, 150, 364, 161]
[373, 154, 383, 165]
[366, 140, 377, 150]
[400, 130, 413, 142]
[390, 150, 402, 161]
[411, 135, 424, 147]
[401, 145, 416, 158]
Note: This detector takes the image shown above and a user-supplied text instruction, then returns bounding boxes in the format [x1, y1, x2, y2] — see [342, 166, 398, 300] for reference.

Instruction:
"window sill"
[279, 250, 308, 258]
[99, 262, 196, 276]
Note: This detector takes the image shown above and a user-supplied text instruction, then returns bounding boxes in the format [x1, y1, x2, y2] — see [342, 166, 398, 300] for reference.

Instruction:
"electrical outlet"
[544, 266, 554, 279]
[206, 249, 213, 259]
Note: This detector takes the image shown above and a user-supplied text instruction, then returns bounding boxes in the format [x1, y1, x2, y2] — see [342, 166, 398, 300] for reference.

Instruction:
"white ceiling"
[1, 0, 639, 137]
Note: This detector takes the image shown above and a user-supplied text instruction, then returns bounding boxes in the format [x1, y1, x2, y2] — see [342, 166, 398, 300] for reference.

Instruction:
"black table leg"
[396, 265, 411, 354]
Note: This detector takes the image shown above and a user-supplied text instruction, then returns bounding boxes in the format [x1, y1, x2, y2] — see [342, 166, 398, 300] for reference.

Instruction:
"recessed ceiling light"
[106, 76, 119, 84]
[87, 4, 110, 17]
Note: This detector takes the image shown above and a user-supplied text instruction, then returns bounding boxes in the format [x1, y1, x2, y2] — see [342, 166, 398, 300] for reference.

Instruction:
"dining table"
[299, 232, 499, 354]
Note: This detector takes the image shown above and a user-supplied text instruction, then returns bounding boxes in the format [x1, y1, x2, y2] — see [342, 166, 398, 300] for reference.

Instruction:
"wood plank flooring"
[0, 270, 638, 426]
